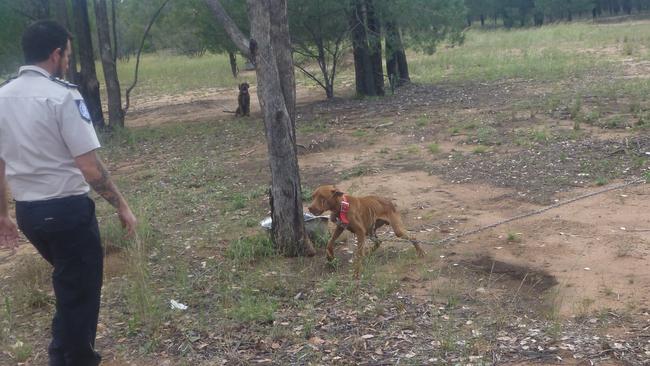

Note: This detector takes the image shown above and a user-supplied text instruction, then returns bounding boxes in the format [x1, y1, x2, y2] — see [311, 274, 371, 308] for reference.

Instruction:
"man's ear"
[50, 47, 62, 62]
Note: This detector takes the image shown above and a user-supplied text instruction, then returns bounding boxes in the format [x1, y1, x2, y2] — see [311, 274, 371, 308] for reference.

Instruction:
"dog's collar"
[338, 195, 350, 225]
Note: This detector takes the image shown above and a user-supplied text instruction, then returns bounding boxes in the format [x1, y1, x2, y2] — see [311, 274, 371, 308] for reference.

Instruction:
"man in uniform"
[0, 20, 137, 366]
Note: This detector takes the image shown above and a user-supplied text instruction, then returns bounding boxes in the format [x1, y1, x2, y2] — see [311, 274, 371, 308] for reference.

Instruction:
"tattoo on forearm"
[87, 156, 122, 209]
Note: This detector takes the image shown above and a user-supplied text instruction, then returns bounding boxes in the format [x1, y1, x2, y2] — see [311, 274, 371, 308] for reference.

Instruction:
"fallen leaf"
[309, 336, 325, 345]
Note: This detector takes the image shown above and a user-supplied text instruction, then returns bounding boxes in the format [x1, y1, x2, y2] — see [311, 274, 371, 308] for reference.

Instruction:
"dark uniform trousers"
[16, 194, 103, 366]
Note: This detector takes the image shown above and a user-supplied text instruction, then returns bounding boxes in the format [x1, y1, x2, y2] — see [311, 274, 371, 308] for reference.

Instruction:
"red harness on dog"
[339, 195, 350, 226]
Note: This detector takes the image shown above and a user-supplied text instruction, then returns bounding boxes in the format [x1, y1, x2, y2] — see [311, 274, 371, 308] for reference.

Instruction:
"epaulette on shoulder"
[0, 75, 17, 88]
[49, 76, 78, 89]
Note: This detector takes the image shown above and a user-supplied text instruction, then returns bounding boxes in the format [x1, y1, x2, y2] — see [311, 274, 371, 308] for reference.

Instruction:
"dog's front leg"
[326, 225, 345, 261]
[353, 230, 366, 279]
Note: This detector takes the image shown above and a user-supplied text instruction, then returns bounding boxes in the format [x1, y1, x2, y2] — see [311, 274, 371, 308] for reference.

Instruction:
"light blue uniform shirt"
[0, 65, 100, 201]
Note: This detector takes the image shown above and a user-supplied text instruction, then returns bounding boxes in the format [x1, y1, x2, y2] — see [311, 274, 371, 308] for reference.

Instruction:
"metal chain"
[413, 177, 647, 246]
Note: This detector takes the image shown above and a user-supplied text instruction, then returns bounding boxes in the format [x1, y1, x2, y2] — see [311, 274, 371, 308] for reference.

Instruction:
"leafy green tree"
[289, 0, 350, 98]
[379, 0, 466, 90]
[0, 2, 29, 75]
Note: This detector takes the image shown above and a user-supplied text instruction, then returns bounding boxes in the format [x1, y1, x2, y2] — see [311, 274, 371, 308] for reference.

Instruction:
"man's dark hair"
[21, 20, 72, 64]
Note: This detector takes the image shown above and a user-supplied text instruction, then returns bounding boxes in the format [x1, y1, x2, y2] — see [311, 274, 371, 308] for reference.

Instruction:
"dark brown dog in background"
[308, 185, 425, 276]
[235, 82, 250, 117]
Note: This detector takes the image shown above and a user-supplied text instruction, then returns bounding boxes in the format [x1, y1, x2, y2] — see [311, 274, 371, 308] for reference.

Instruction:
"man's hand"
[118, 206, 137, 238]
[0, 216, 19, 251]
[75, 150, 138, 238]
[0, 159, 18, 251]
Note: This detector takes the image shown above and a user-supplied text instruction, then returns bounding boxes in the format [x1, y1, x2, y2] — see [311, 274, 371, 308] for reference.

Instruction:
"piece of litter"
[584, 267, 591, 271]
[620, 227, 626, 231]
[170, 299, 188, 310]
[361, 334, 374, 339]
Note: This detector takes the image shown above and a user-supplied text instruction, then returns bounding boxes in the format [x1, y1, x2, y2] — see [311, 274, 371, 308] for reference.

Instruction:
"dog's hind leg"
[390, 215, 425, 257]
[369, 220, 386, 253]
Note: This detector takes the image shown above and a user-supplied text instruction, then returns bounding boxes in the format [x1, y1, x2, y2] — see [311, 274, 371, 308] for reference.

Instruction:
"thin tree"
[72, 0, 105, 129]
[289, 0, 350, 99]
[204, 0, 315, 257]
[385, 20, 410, 87]
[350, 0, 378, 96]
[124, 0, 172, 113]
[50, 0, 77, 82]
[365, 0, 384, 96]
[94, 0, 124, 127]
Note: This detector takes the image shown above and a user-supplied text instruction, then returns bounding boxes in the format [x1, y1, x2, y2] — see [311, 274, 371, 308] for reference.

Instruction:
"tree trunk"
[204, 0, 314, 257]
[72, 0, 105, 129]
[228, 51, 238, 77]
[111, 0, 118, 63]
[204, 0, 250, 58]
[394, 28, 409, 85]
[315, 41, 333, 98]
[124, 0, 171, 113]
[247, 0, 314, 257]
[349, 0, 376, 96]
[385, 22, 398, 91]
[51, 0, 78, 82]
[480, 14, 485, 26]
[94, 0, 124, 128]
[365, 0, 384, 96]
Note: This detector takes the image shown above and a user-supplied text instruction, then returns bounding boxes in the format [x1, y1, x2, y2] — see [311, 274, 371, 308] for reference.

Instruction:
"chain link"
[414, 177, 646, 246]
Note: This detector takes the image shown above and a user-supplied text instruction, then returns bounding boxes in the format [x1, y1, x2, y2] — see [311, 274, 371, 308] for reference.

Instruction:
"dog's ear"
[332, 187, 344, 197]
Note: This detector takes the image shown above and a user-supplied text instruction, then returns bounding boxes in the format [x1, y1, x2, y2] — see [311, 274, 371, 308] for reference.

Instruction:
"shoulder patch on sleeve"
[50, 76, 78, 89]
[75, 99, 92, 123]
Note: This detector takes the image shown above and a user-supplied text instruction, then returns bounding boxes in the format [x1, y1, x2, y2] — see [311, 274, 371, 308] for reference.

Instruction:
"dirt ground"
[2, 68, 649, 364]
[123, 77, 650, 317]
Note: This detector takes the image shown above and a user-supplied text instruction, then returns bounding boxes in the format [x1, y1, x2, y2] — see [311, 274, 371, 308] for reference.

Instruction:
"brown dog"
[235, 82, 250, 117]
[308, 185, 425, 275]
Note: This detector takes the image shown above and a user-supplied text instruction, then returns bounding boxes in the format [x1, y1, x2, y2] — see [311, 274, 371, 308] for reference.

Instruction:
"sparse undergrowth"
[2, 19, 650, 366]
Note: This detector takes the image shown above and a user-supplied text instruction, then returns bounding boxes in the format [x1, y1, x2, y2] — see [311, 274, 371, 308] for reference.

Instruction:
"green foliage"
[428, 142, 441, 154]
[228, 294, 277, 323]
[226, 235, 276, 263]
[380, 0, 467, 54]
[113, 0, 248, 57]
[288, 0, 351, 97]
[0, 1, 34, 75]
[465, 0, 648, 27]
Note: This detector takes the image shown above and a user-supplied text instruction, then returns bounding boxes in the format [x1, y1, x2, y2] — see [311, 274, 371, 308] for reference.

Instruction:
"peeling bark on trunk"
[365, 0, 384, 96]
[248, 0, 314, 257]
[228, 51, 238, 77]
[349, 0, 376, 96]
[51, 0, 78, 82]
[205, 0, 314, 257]
[94, 0, 124, 127]
[72, 0, 105, 129]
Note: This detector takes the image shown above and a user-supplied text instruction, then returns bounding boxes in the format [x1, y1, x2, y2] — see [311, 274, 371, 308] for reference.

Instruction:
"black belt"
[15, 193, 89, 207]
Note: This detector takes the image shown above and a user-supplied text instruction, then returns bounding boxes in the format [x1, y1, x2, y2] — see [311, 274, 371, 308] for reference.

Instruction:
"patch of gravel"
[297, 81, 525, 124]
[432, 136, 650, 204]
[191, 289, 650, 365]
